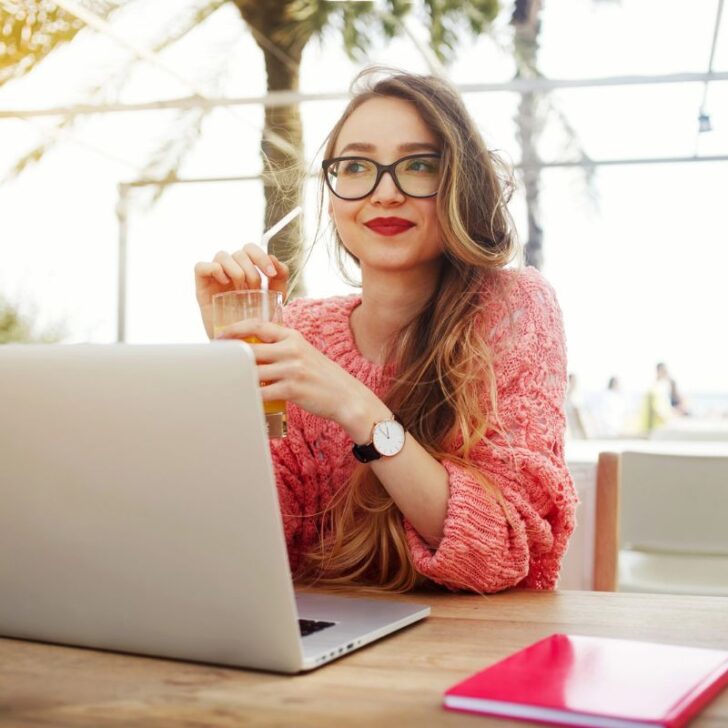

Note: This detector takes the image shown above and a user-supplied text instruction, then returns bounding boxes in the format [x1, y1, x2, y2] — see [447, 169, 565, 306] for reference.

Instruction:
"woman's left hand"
[216, 320, 379, 434]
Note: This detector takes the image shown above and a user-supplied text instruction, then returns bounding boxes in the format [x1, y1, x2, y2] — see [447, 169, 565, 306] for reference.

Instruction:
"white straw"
[260, 206, 302, 251]
[257, 206, 301, 290]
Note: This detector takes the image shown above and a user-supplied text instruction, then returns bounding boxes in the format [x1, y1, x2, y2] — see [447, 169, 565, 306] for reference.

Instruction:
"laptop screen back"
[0, 343, 304, 671]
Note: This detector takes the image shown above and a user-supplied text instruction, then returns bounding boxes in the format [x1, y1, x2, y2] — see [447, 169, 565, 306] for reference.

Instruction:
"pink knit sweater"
[270, 266, 576, 593]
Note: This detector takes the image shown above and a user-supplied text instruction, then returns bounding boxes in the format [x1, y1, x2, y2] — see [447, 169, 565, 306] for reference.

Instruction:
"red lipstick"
[364, 217, 415, 236]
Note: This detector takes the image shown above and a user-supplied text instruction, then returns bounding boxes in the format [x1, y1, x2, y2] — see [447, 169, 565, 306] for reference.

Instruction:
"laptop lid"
[0, 343, 305, 672]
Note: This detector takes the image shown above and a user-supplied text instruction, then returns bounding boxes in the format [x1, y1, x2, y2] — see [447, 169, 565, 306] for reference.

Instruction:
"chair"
[616, 451, 728, 596]
[593, 452, 619, 591]
[557, 451, 619, 591]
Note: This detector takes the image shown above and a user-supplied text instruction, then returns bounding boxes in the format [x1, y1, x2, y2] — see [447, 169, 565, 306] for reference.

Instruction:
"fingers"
[259, 381, 289, 404]
[198, 244, 288, 292]
[215, 320, 287, 344]
[268, 254, 290, 295]
[231, 249, 262, 289]
[194, 261, 229, 286]
[195, 243, 289, 296]
[243, 243, 278, 278]
[213, 250, 248, 289]
[269, 255, 289, 277]
[256, 360, 304, 385]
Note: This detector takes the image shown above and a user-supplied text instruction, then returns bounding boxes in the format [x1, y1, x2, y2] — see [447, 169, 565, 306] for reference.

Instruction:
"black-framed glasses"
[322, 153, 442, 201]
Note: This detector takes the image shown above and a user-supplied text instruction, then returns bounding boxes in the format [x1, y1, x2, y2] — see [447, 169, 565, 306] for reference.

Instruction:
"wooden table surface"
[2, 589, 728, 727]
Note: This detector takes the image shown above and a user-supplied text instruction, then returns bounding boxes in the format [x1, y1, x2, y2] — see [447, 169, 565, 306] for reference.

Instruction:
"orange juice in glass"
[212, 290, 286, 438]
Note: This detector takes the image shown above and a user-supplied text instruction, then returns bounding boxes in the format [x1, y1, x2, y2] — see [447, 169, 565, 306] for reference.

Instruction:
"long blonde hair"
[299, 69, 521, 592]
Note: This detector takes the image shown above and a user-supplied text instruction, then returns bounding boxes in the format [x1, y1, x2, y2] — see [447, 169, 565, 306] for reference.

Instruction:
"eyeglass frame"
[321, 153, 442, 201]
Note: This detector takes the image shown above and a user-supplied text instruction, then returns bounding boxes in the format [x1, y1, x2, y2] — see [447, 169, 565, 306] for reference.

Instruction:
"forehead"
[334, 96, 439, 156]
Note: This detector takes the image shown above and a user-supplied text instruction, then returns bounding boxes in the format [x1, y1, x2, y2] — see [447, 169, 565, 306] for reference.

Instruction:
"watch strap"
[352, 441, 381, 463]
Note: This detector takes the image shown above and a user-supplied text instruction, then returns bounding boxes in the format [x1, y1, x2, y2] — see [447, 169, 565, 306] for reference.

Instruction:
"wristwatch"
[352, 413, 406, 463]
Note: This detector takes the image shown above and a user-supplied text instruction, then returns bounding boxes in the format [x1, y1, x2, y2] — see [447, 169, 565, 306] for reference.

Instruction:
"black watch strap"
[352, 441, 381, 463]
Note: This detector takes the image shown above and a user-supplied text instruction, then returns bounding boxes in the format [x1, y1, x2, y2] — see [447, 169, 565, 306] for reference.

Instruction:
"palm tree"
[511, 0, 544, 269]
[1, 0, 500, 289]
[511, 0, 598, 269]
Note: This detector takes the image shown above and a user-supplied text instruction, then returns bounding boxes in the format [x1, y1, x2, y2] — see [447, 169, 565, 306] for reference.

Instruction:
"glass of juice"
[212, 290, 287, 438]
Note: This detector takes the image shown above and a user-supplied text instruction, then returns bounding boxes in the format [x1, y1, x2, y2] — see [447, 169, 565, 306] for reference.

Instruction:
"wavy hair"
[298, 68, 521, 592]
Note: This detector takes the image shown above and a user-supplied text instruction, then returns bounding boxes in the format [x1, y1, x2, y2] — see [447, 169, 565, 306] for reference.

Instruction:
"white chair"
[593, 452, 619, 591]
[618, 451, 728, 596]
[560, 452, 619, 592]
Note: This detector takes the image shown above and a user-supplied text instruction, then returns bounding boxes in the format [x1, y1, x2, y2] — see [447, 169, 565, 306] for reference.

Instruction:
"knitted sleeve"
[403, 269, 577, 593]
[268, 415, 318, 575]
[266, 298, 322, 575]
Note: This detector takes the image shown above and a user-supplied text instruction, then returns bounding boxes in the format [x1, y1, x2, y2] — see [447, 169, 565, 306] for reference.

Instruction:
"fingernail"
[267, 265, 277, 276]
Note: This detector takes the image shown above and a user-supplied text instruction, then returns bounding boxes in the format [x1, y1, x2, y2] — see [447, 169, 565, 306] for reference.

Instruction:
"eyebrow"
[338, 142, 440, 155]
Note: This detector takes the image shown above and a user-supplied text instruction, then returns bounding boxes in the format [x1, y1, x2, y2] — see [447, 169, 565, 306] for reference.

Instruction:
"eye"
[340, 159, 372, 176]
[403, 157, 440, 174]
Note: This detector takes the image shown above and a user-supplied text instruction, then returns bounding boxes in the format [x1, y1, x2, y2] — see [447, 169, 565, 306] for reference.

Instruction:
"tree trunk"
[233, 1, 310, 295]
[259, 45, 306, 296]
[511, 0, 545, 270]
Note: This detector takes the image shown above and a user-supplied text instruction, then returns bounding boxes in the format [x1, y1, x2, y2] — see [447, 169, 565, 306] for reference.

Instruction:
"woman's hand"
[194, 244, 289, 339]
[216, 319, 387, 438]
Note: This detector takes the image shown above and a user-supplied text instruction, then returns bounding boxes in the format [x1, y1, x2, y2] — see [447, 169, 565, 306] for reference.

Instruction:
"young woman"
[194, 69, 576, 593]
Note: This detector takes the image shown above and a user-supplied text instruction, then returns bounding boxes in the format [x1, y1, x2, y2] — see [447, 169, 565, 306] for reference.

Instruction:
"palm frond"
[2, 115, 75, 183]
[147, 0, 228, 55]
[312, 0, 499, 64]
[135, 27, 238, 206]
[544, 98, 599, 206]
[0, 0, 117, 87]
[134, 107, 207, 206]
[422, 0, 499, 63]
[287, 0, 334, 36]
[2, 0, 228, 184]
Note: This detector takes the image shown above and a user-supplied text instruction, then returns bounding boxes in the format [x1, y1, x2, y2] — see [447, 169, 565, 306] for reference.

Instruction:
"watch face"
[372, 418, 406, 457]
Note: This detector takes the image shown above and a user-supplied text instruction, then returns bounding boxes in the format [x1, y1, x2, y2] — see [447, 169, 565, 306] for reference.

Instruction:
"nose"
[370, 170, 405, 205]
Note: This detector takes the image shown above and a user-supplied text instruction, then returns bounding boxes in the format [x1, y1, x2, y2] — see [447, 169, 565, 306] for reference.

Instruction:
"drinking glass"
[213, 290, 286, 438]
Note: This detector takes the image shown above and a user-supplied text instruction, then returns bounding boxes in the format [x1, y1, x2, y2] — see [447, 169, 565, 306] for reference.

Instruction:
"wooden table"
[2, 590, 728, 727]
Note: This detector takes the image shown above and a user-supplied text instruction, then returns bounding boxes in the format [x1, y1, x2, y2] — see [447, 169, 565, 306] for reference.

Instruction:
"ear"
[327, 197, 334, 218]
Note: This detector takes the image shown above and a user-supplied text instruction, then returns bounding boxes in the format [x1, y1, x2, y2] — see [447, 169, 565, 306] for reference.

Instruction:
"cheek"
[329, 200, 361, 253]
[419, 200, 442, 235]
[330, 198, 360, 229]
[422, 208, 445, 256]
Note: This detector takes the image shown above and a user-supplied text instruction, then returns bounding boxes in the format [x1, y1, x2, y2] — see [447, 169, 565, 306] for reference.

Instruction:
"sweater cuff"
[403, 460, 529, 592]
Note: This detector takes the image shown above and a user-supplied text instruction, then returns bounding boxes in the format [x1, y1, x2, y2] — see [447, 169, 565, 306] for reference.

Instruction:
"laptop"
[0, 343, 429, 673]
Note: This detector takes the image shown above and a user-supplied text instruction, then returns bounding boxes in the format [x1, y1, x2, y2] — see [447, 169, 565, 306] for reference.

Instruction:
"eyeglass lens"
[326, 156, 441, 199]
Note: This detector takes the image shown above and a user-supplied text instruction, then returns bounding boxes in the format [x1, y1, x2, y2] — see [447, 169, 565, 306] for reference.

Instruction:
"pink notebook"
[443, 634, 728, 728]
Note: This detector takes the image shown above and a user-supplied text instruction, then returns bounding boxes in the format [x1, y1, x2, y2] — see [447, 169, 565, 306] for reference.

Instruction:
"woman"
[194, 69, 576, 593]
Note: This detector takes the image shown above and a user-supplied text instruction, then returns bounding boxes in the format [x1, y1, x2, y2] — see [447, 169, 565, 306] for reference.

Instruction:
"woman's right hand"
[194, 244, 289, 340]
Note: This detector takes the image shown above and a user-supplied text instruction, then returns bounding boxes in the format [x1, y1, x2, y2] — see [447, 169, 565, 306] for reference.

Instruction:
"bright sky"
[0, 0, 727, 404]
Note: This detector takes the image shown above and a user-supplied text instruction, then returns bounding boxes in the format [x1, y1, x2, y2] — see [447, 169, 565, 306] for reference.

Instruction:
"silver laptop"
[0, 343, 429, 673]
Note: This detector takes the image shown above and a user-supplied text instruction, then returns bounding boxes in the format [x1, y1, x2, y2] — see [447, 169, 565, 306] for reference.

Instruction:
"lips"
[364, 217, 415, 236]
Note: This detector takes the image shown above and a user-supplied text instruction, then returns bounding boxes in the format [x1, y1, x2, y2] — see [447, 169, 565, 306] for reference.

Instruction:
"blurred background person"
[565, 372, 588, 439]
[643, 362, 676, 434]
[669, 373, 691, 416]
[590, 376, 627, 438]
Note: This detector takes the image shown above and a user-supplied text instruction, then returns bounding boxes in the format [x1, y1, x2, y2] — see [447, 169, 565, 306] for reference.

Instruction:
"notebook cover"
[443, 634, 728, 728]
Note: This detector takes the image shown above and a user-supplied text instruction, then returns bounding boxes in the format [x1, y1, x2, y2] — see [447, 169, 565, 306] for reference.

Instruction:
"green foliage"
[0, 0, 117, 87]
[423, 0, 499, 62]
[259, 0, 500, 65]
[308, 0, 500, 62]
[0, 295, 64, 343]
